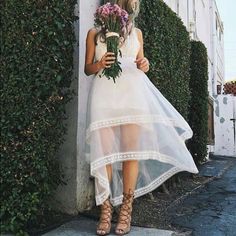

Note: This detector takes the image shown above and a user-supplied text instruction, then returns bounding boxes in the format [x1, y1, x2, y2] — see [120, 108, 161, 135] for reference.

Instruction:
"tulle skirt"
[85, 57, 199, 206]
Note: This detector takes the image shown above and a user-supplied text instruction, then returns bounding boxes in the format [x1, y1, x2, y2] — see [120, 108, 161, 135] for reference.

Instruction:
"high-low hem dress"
[85, 27, 199, 206]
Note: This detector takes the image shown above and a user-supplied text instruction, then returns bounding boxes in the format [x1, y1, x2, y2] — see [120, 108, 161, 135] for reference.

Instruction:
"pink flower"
[112, 4, 122, 16]
[93, 3, 130, 83]
[94, 3, 129, 34]
[101, 7, 110, 17]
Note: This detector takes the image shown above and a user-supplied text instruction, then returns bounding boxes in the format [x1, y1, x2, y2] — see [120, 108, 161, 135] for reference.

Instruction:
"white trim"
[86, 114, 191, 142]
[91, 151, 189, 172]
[92, 151, 199, 206]
[96, 166, 182, 206]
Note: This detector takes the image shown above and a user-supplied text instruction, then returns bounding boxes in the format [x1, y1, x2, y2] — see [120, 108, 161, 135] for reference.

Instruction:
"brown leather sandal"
[115, 189, 134, 235]
[96, 198, 113, 235]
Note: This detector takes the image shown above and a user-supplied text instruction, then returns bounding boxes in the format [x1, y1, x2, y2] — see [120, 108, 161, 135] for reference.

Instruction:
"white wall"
[52, 0, 101, 215]
[214, 94, 236, 157]
[76, 0, 101, 211]
[194, 0, 214, 96]
[178, 0, 188, 26]
[214, 1, 225, 85]
[163, 0, 178, 13]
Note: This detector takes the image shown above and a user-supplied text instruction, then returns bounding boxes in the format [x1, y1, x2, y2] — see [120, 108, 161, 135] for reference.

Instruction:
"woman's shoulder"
[133, 27, 143, 41]
[86, 28, 100, 45]
[87, 27, 98, 37]
[134, 27, 142, 35]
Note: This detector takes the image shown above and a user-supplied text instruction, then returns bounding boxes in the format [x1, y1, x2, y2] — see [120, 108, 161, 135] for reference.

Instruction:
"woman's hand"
[99, 52, 116, 69]
[135, 57, 150, 73]
[84, 28, 116, 76]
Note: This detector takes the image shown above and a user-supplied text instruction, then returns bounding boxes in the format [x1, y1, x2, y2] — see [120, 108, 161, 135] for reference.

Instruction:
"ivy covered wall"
[137, 0, 191, 121]
[1, 1, 76, 234]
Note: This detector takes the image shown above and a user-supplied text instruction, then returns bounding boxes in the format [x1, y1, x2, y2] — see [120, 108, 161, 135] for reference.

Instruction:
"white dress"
[85, 27, 199, 206]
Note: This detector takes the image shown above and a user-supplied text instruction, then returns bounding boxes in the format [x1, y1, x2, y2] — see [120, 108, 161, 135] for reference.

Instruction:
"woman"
[84, 0, 199, 235]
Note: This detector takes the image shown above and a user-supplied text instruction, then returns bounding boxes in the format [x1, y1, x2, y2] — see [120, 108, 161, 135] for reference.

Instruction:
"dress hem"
[95, 166, 187, 206]
[91, 151, 199, 206]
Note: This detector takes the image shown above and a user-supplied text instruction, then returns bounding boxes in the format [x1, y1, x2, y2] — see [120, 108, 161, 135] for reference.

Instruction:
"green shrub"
[136, 0, 194, 190]
[188, 41, 209, 163]
[0, 1, 76, 234]
[137, 0, 191, 120]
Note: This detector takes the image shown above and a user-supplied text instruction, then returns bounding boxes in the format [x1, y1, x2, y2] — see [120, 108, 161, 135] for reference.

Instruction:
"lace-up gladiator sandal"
[96, 198, 113, 235]
[115, 189, 134, 235]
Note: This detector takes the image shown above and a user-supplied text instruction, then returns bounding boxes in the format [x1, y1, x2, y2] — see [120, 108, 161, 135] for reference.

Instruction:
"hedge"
[0, 1, 76, 234]
[188, 41, 209, 163]
[137, 0, 191, 120]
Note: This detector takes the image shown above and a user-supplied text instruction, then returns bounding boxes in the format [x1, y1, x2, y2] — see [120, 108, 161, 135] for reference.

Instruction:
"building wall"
[53, 0, 101, 214]
[178, 0, 188, 25]
[214, 1, 225, 85]
[76, 0, 101, 211]
[214, 94, 236, 157]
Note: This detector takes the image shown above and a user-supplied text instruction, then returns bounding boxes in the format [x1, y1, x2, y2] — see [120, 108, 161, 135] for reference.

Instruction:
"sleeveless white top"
[95, 27, 141, 62]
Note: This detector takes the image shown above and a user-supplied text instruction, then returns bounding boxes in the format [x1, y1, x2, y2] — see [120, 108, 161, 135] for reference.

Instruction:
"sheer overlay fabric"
[85, 28, 199, 206]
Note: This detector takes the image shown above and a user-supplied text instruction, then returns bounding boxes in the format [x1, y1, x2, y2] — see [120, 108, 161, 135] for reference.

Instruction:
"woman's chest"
[95, 32, 140, 61]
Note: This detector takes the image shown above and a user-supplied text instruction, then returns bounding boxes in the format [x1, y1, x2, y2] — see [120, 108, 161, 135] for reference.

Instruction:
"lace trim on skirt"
[95, 166, 181, 206]
[86, 114, 192, 142]
[91, 151, 188, 171]
[91, 151, 198, 206]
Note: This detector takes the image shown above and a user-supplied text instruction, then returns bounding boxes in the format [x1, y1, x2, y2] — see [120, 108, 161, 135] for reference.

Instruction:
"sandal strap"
[117, 190, 134, 224]
[97, 199, 113, 228]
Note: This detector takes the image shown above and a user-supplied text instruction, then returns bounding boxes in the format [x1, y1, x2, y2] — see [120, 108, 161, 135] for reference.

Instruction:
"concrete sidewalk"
[43, 156, 235, 236]
[3, 155, 235, 236]
[43, 155, 235, 236]
[42, 216, 184, 236]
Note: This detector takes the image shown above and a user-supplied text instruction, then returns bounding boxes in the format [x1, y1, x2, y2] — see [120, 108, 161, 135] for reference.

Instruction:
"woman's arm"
[84, 28, 115, 76]
[135, 28, 150, 73]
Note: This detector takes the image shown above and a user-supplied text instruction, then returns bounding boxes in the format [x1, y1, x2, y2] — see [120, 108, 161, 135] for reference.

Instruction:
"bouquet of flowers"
[94, 2, 129, 83]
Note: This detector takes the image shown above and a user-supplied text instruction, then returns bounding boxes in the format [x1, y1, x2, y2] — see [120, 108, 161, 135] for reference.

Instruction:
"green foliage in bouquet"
[188, 41, 209, 163]
[103, 36, 122, 83]
[137, 0, 191, 121]
[94, 2, 129, 83]
[0, 0, 76, 234]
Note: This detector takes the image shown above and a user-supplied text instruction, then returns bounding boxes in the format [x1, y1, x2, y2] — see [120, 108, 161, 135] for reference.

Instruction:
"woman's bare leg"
[106, 164, 112, 183]
[123, 160, 139, 192]
[116, 124, 140, 234]
[121, 124, 140, 192]
[100, 127, 117, 182]
[97, 127, 116, 235]
[100, 124, 140, 188]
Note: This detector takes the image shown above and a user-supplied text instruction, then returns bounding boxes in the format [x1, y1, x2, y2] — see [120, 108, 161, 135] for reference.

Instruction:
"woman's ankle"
[123, 189, 134, 203]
